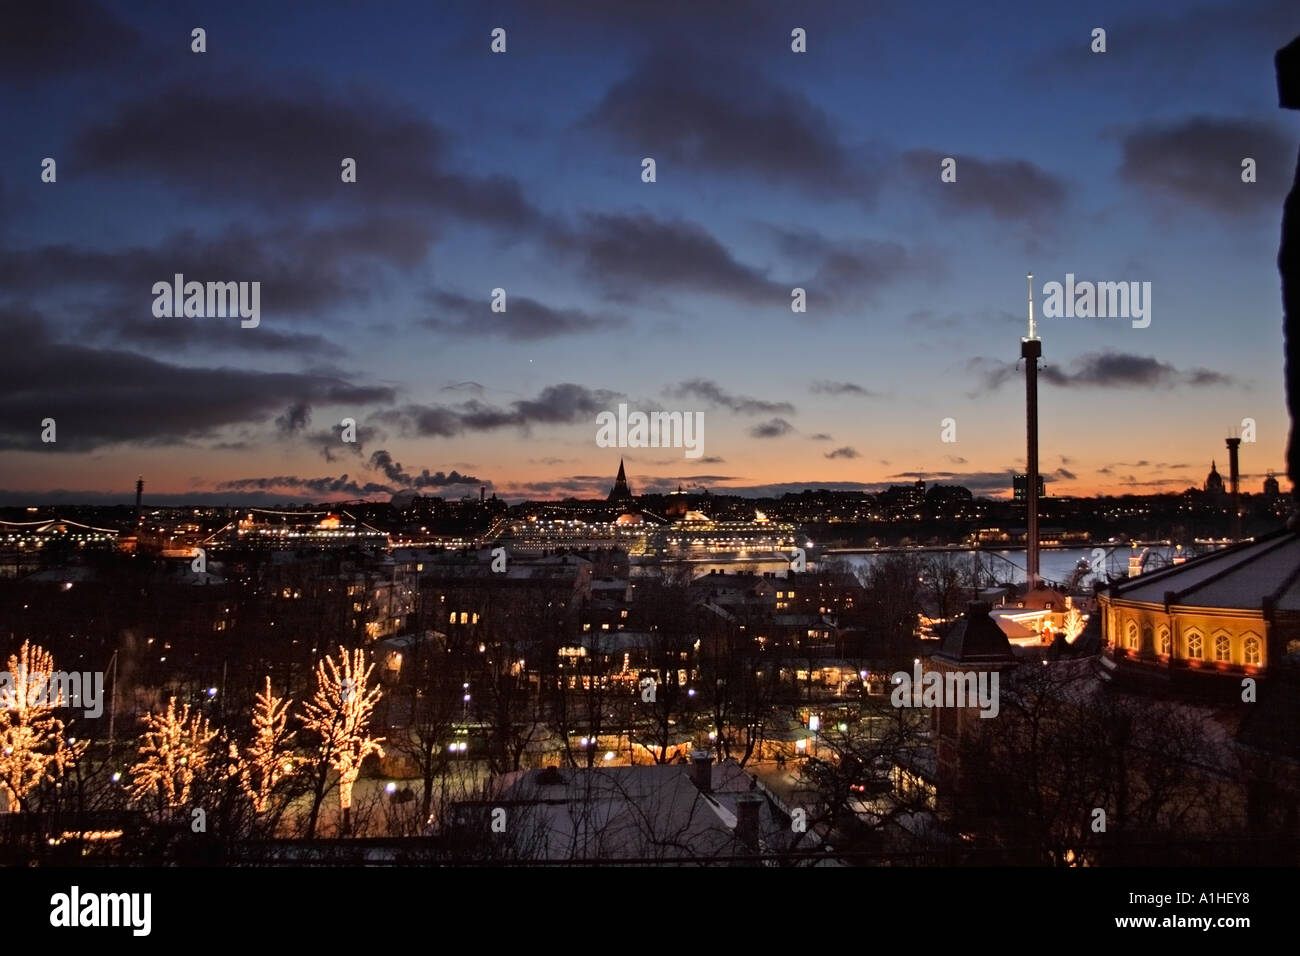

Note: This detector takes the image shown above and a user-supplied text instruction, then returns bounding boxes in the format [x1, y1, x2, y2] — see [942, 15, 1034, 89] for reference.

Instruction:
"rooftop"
[1107, 528, 1300, 611]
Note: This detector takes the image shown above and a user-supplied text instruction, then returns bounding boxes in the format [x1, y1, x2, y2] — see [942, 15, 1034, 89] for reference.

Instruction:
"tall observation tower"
[1022, 275, 1041, 588]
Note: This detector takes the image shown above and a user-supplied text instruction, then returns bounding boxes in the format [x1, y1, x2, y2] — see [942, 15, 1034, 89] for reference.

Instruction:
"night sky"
[2, 0, 1297, 506]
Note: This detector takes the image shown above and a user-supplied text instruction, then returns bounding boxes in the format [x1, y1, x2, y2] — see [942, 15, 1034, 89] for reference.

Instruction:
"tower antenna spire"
[1026, 273, 1037, 340]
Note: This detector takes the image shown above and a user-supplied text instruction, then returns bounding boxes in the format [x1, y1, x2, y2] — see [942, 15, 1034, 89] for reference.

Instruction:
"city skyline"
[2, 0, 1296, 506]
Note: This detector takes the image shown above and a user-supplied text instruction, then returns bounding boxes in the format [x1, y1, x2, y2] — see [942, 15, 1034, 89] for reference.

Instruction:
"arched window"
[1125, 621, 1139, 650]
[1187, 632, 1203, 660]
[1214, 633, 1231, 663]
[1244, 636, 1262, 666]
[1158, 627, 1171, 656]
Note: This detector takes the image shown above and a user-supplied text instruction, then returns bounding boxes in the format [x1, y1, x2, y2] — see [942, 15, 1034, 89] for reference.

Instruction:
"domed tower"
[1204, 461, 1225, 496]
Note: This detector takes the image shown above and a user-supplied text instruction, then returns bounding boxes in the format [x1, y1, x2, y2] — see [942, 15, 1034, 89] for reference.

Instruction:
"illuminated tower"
[1022, 275, 1041, 588]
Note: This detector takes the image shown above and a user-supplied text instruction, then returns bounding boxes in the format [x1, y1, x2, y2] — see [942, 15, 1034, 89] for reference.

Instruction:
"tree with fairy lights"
[300, 646, 384, 837]
[129, 697, 218, 811]
[1062, 599, 1087, 643]
[241, 676, 301, 814]
[0, 641, 86, 812]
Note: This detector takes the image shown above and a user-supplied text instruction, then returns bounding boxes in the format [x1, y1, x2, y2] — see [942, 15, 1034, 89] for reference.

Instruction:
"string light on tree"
[1063, 598, 1087, 644]
[241, 676, 301, 813]
[0, 641, 86, 812]
[300, 646, 384, 836]
[128, 697, 217, 810]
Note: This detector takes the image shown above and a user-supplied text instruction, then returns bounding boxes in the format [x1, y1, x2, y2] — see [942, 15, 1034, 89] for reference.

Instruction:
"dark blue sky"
[3, 0, 1298, 504]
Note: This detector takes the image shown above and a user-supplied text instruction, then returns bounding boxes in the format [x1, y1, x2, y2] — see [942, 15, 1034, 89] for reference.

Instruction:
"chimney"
[690, 749, 713, 794]
[735, 793, 763, 853]
[1226, 436, 1242, 540]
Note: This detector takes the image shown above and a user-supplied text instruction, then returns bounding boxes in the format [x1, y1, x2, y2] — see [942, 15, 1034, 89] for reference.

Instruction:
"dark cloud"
[1, 216, 438, 319]
[219, 462, 481, 499]
[900, 150, 1067, 223]
[547, 212, 787, 304]
[76, 85, 538, 225]
[1028, 0, 1299, 96]
[368, 450, 483, 489]
[810, 380, 876, 397]
[1044, 353, 1234, 389]
[750, 418, 794, 438]
[313, 418, 383, 463]
[665, 379, 794, 416]
[0, 0, 140, 81]
[825, 446, 860, 459]
[377, 384, 620, 438]
[770, 227, 933, 304]
[0, 309, 393, 452]
[809, 433, 833, 441]
[585, 51, 873, 200]
[87, 311, 345, 357]
[424, 291, 621, 340]
[511, 476, 613, 498]
[275, 402, 312, 435]
[1053, 467, 1078, 481]
[1117, 116, 1291, 215]
[218, 475, 395, 497]
[967, 352, 1234, 392]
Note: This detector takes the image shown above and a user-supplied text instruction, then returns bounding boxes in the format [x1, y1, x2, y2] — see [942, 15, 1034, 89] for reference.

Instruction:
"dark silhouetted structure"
[608, 458, 632, 502]
[1022, 275, 1041, 586]
[1277, 36, 1300, 508]
[1226, 436, 1242, 540]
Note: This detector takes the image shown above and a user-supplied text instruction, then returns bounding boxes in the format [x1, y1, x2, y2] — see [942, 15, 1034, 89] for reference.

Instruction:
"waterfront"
[678, 543, 1226, 588]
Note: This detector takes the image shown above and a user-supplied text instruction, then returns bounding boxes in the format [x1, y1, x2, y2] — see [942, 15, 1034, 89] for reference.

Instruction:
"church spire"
[608, 458, 632, 502]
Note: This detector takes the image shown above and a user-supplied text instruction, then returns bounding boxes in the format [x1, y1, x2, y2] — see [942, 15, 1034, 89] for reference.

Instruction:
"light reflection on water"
[683, 544, 1217, 586]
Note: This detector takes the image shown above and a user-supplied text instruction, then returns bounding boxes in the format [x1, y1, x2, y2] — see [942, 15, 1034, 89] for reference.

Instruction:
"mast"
[1022, 274, 1041, 588]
